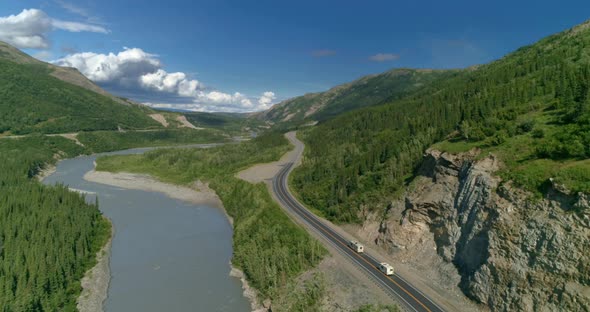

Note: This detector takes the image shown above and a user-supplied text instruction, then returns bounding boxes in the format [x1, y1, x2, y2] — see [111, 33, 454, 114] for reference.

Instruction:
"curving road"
[271, 132, 445, 312]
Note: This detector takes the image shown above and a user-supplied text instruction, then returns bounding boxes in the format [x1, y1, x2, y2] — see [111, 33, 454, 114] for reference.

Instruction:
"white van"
[379, 262, 394, 276]
[347, 240, 364, 253]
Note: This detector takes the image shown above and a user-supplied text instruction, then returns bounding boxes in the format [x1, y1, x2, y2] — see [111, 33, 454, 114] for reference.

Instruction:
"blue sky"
[1, 0, 590, 112]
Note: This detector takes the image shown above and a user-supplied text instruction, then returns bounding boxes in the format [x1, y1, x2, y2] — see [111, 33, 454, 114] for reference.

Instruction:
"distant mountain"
[0, 41, 161, 134]
[181, 111, 267, 134]
[256, 68, 459, 125]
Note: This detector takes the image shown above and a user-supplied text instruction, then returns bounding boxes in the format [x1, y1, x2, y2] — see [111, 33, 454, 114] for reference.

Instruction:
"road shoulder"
[237, 131, 398, 311]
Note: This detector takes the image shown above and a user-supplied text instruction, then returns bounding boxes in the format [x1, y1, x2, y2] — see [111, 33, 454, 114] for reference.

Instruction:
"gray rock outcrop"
[373, 149, 590, 311]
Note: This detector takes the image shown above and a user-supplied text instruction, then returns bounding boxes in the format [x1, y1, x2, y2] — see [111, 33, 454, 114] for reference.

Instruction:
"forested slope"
[0, 41, 161, 135]
[292, 20, 590, 222]
[182, 111, 267, 135]
[0, 136, 110, 311]
[258, 68, 457, 126]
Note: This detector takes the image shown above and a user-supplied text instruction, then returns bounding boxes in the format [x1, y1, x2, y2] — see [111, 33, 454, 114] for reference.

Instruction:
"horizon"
[1, 0, 589, 113]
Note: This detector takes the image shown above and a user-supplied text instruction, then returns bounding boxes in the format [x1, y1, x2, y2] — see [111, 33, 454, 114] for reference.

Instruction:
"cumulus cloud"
[55, 48, 204, 98]
[198, 91, 250, 106]
[258, 92, 276, 109]
[368, 53, 399, 62]
[54, 47, 276, 112]
[144, 91, 277, 112]
[140, 69, 203, 97]
[54, 48, 161, 86]
[0, 9, 108, 49]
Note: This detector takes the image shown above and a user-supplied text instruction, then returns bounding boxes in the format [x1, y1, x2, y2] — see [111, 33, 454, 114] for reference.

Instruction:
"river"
[43, 147, 251, 312]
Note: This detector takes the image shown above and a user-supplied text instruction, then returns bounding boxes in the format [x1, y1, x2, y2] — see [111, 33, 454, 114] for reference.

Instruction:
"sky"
[1, 0, 590, 112]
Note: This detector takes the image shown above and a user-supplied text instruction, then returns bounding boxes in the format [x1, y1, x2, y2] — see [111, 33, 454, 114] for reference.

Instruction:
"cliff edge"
[364, 149, 589, 311]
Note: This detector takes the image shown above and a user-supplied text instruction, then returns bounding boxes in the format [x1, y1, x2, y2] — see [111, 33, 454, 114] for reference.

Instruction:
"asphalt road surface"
[271, 133, 446, 312]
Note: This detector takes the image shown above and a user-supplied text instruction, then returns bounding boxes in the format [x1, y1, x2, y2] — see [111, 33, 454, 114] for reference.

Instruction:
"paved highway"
[271, 139, 446, 312]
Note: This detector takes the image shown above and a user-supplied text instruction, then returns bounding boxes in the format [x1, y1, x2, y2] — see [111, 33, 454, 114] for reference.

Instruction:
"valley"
[0, 5, 589, 312]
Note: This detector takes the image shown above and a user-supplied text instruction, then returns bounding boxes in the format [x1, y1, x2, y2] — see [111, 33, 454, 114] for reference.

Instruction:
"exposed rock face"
[374, 149, 590, 311]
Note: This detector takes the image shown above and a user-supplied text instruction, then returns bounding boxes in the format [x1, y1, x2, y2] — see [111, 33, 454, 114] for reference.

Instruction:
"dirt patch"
[236, 132, 301, 183]
[56, 133, 84, 146]
[84, 170, 222, 208]
[149, 114, 169, 127]
[317, 256, 396, 311]
[282, 112, 296, 122]
[77, 218, 113, 312]
[176, 115, 203, 129]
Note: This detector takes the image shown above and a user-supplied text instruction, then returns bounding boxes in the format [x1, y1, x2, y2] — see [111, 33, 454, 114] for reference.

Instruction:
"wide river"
[43, 147, 251, 312]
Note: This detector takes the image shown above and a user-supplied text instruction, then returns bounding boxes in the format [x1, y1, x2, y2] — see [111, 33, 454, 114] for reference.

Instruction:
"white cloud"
[368, 53, 399, 62]
[54, 0, 103, 24]
[195, 91, 253, 109]
[140, 69, 202, 97]
[54, 48, 161, 84]
[54, 47, 277, 112]
[0, 9, 108, 49]
[258, 91, 276, 109]
[143, 91, 278, 113]
[51, 19, 108, 33]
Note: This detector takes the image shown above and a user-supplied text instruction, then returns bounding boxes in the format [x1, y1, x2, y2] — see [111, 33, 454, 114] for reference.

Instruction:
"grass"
[95, 133, 328, 310]
[431, 139, 480, 154]
[501, 158, 590, 195]
[431, 109, 590, 196]
[78, 128, 227, 153]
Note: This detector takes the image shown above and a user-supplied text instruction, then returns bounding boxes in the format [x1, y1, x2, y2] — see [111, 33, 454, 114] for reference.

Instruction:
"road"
[271, 132, 445, 312]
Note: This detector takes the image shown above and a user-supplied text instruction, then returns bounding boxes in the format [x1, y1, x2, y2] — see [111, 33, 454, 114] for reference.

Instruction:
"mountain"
[182, 111, 268, 134]
[257, 68, 458, 125]
[0, 41, 161, 134]
[290, 20, 590, 311]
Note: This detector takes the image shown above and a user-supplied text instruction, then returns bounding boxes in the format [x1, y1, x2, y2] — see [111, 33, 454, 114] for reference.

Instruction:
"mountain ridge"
[0, 41, 167, 134]
[0, 41, 134, 106]
[256, 68, 459, 126]
[289, 18, 590, 311]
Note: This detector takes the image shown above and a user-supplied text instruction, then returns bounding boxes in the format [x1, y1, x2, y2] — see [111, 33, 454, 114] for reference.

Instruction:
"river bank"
[36, 164, 56, 182]
[83, 168, 260, 311]
[84, 168, 223, 208]
[77, 218, 113, 312]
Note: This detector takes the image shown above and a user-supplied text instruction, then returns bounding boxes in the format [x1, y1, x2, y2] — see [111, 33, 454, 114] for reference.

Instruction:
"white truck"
[347, 240, 364, 253]
[378, 262, 394, 276]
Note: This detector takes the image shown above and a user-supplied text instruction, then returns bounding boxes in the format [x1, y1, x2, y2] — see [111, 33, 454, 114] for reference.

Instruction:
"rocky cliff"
[369, 149, 590, 311]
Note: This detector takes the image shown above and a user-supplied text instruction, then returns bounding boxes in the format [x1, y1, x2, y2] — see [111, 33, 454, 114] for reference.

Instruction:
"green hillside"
[258, 68, 458, 126]
[0, 41, 161, 135]
[182, 111, 267, 134]
[292, 20, 590, 222]
[0, 136, 109, 311]
[0, 42, 231, 311]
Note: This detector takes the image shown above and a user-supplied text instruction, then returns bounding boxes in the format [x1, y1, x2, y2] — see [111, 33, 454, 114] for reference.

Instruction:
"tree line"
[0, 136, 110, 311]
[292, 23, 590, 222]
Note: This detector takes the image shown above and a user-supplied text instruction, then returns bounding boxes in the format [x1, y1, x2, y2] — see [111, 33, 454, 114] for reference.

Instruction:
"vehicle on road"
[379, 262, 394, 276]
[347, 240, 364, 253]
